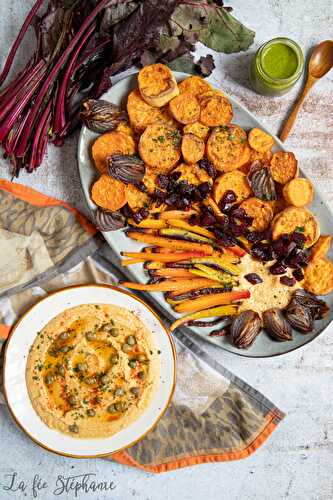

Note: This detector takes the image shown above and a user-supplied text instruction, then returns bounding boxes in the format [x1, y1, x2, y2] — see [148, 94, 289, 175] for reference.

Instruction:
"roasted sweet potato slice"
[91, 175, 126, 211]
[178, 76, 212, 96]
[116, 121, 135, 139]
[172, 162, 212, 186]
[138, 63, 179, 107]
[240, 197, 273, 231]
[267, 197, 287, 215]
[249, 147, 273, 165]
[272, 207, 320, 247]
[92, 131, 136, 174]
[311, 235, 331, 260]
[248, 128, 274, 153]
[127, 89, 161, 132]
[270, 151, 298, 184]
[197, 89, 226, 104]
[127, 89, 175, 132]
[282, 178, 314, 207]
[206, 125, 248, 172]
[200, 95, 233, 127]
[214, 170, 252, 204]
[183, 121, 210, 141]
[139, 124, 181, 173]
[125, 184, 150, 211]
[304, 258, 333, 295]
[169, 92, 200, 124]
[181, 134, 205, 164]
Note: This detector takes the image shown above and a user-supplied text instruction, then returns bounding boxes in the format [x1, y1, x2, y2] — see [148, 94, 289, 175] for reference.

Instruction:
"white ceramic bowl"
[3, 284, 176, 457]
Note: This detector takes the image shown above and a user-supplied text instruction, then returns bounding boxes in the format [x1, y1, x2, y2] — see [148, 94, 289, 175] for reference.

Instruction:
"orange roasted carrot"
[121, 251, 207, 263]
[153, 268, 194, 279]
[174, 290, 250, 314]
[120, 278, 218, 292]
[126, 231, 213, 254]
[227, 245, 246, 257]
[121, 259, 145, 266]
[158, 209, 198, 220]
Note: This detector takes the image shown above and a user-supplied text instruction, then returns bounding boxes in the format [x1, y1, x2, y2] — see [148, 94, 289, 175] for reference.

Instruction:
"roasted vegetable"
[282, 178, 314, 207]
[174, 290, 250, 314]
[159, 227, 213, 244]
[292, 289, 329, 320]
[126, 231, 213, 254]
[169, 305, 238, 332]
[230, 310, 262, 348]
[92, 131, 136, 174]
[190, 256, 240, 275]
[108, 154, 145, 185]
[247, 160, 277, 201]
[166, 285, 230, 301]
[190, 265, 235, 285]
[121, 251, 206, 263]
[270, 151, 298, 185]
[91, 174, 126, 211]
[248, 128, 274, 153]
[121, 278, 217, 293]
[94, 208, 126, 231]
[284, 300, 314, 333]
[263, 308, 292, 342]
[81, 99, 128, 133]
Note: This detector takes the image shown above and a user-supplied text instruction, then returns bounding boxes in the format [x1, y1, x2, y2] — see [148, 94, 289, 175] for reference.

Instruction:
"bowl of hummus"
[3, 285, 176, 457]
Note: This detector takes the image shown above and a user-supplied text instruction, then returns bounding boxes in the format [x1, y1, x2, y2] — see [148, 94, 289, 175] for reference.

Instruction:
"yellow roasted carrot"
[144, 262, 165, 270]
[167, 219, 215, 239]
[170, 305, 238, 332]
[158, 209, 198, 220]
[204, 197, 224, 217]
[190, 265, 235, 284]
[126, 231, 213, 255]
[175, 290, 251, 314]
[121, 278, 218, 292]
[128, 219, 167, 229]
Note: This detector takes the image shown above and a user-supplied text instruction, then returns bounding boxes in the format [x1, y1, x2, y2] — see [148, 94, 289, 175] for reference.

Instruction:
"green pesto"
[262, 43, 298, 79]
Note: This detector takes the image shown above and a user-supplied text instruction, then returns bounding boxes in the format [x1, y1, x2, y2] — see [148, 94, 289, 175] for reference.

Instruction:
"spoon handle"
[279, 77, 315, 142]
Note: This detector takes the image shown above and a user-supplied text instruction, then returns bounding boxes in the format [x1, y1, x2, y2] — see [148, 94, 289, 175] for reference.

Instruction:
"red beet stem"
[53, 22, 96, 136]
[0, 58, 35, 101]
[29, 99, 52, 170]
[15, 0, 110, 158]
[0, 64, 47, 144]
[0, 60, 46, 124]
[4, 112, 30, 155]
[0, 0, 46, 86]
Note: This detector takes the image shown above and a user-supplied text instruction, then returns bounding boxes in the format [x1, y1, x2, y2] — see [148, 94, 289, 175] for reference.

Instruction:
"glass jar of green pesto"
[250, 37, 304, 96]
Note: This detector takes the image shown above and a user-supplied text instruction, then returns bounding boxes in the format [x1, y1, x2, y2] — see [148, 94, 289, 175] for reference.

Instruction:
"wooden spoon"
[280, 40, 333, 142]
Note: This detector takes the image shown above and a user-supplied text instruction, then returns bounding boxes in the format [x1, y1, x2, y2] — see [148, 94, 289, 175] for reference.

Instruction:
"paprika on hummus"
[26, 304, 159, 438]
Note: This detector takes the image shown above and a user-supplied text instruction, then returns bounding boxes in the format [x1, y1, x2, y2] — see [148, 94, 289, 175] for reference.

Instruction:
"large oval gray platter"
[78, 71, 333, 358]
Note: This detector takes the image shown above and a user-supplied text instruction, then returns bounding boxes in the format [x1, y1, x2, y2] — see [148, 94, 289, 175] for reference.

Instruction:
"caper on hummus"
[26, 304, 159, 438]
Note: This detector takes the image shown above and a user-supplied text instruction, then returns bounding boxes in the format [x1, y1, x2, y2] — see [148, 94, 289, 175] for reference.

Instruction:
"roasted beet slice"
[244, 273, 263, 284]
[280, 276, 296, 287]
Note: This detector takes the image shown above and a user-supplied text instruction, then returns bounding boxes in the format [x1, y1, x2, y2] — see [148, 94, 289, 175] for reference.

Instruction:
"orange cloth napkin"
[0, 180, 284, 472]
